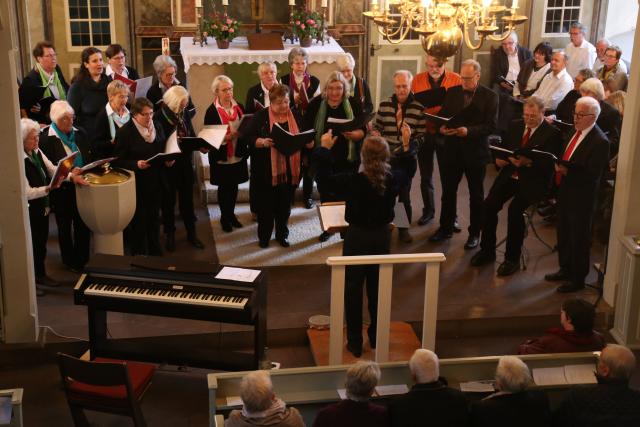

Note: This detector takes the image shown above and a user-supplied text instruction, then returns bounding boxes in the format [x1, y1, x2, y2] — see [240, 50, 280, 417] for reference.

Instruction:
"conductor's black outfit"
[313, 146, 402, 354]
[39, 125, 93, 270]
[113, 120, 167, 256]
[435, 84, 498, 238]
[478, 119, 561, 262]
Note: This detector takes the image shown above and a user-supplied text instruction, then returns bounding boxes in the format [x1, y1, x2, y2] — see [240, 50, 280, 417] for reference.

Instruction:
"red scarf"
[268, 107, 301, 186]
[289, 72, 311, 112]
[215, 98, 243, 158]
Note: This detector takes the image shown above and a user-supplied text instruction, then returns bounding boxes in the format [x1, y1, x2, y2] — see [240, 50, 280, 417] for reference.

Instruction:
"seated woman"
[205, 75, 248, 233]
[39, 100, 93, 272]
[313, 361, 389, 427]
[225, 370, 304, 427]
[245, 84, 313, 248]
[93, 80, 130, 158]
[155, 85, 204, 251]
[113, 97, 170, 256]
[104, 43, 140, 80]
[307, 71, 365, 242]
[67, 47, 110, 137]
[336, 53, 373, 115]
[22, 118, 85, 295]
[313, 135, 405, 357]
[514, 42, 552, 98]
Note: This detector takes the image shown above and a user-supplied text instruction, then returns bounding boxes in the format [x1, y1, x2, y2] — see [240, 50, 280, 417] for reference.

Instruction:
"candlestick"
[321, 0, 328, 7]
[222, 0, 229, 5]
[196, 0, 202, 7]
[289, 0, 295, 5]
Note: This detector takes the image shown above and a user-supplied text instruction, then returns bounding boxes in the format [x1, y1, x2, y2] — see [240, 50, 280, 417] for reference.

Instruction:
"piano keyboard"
[84, 283, 248, 310]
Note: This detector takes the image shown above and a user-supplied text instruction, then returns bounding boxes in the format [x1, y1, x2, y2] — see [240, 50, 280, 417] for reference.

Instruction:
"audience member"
[579, 78, 622, 155]
[554, 344, 640, 426]
[226, 370, 305, 427]
[565, 22, 597, 78]
[67, 47, 110, 136]
[513, 42, 552, 98]
[429, 59, 498, 250]
[113, 97, 169, 256]
[411, 55, 462, 226]
[155, 85, 204, 251]
[471, 96, 561, 276]
[519, 298, 605, 354]
[205, 75, 248, 233]
[19, 41, 69, 125]
[39, 100, 93, 272]
[313, 361, 389, 427]
[337, 53, 373, 115]
[533, 51, 574, 112]
[545, 97, 609, 292]
[606, 90, 626, 117]
[470, 356, 551, 427]
[373, 69, 426, 243]
[313, 136, 403, 357]
[596, 45, 628, 92]
[104, 44, 140, 80]
[389, 349, 469, 427]
[551, 68, 595, 125]
[92, 80, 131, 158]
[592, 38, 627, 74]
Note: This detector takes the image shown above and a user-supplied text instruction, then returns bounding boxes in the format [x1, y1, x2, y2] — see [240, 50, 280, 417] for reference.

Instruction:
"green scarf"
[36, 63, 66, 100]
[51, 123, 84, 168]
[313, 98, 357, 161]
[29, 150, 49, 207]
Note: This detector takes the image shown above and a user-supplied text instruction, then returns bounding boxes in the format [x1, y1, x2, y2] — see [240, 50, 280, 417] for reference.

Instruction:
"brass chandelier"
[364, 0, 528, 60]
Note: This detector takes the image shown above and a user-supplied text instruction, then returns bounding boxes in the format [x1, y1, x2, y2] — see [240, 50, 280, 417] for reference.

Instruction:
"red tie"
[555, 130, 582, 185]
[511, 127, 532, 179]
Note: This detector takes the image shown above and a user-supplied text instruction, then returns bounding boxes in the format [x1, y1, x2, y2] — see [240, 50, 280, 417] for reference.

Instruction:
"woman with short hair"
[514, 42, 553, 98]
[93, 80, 131, 157]
[280, 47, 320, 114]
[104, 44, 140, 80]
[205, 75, 249, 233]
[113, 97, 170, 256]
[336, 53, 373, 114]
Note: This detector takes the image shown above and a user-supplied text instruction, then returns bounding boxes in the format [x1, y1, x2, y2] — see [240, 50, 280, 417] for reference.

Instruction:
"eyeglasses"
[41, 54, 57, 58]
[111, 55, 126, 60]
[573, 112, 594, 119]
[219, 87, 233, 93]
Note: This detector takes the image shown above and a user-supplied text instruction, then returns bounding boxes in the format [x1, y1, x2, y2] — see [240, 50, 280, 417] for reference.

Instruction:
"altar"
[180, 36, 347, 131]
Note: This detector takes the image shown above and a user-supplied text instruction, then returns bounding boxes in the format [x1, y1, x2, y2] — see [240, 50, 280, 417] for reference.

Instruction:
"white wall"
[605, 0, 638, 62]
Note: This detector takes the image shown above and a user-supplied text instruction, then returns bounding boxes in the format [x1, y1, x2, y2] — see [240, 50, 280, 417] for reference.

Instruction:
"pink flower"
[307, 19, 315, 25]
[227, 18, 233, 25]
[229, 28, 234, 33]
[300, 23, 305, 30]
[212, 24, 218, 29]
[222, 25, 228, 31]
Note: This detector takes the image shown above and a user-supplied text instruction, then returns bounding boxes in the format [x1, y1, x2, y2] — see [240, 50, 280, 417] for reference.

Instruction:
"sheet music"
[165, 130, 182, 154]
[459, 380, 496, 392]
[532, 367, 567, 386]
[225, 396, 243, 407]
[134, 76, 153, 99]
[318, 203, 348, 232]
[326, 117, 352, 124]
[375, 384, 409, 396]
[337, 388, 348, 400]
[198, 125, 228, 150]
[564, 364, 597, 384]
[215, 266, 260, 283]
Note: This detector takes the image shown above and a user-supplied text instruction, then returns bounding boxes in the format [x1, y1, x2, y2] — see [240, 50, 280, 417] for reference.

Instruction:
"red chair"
[57, 353, 156, 427]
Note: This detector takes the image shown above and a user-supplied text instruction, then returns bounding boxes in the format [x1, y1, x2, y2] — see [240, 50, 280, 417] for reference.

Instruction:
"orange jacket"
[412, 70, 462, 133]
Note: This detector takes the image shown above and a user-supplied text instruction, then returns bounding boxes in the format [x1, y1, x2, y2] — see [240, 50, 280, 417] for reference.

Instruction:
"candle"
[512, 0, 518, 9]
[289, 0, 296, 5]
[195, 0, 202, 7]
[370, 0, 377, 5]
[321, 0, 328, 7]
[222, 0, 229, 5]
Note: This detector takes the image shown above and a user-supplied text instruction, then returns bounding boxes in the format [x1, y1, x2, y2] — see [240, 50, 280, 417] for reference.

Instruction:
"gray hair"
[553, 51, 569, 64]
[211, 75, 234, 96]
[240, 371, 274, 413]
[506, 31, 518, 43]
[163, 85, 189, 114]
[21, 118, 40, 143]
[336, 53, 356, 71]
[580, 77, 606, 101]
[288, 47, 309, 65]
[393, 69, 414, 84]
[524, 95, 545, 112]
[577, 68, 596, 81]
[576, 96, 602, 120]
[257, 61, 277, 74]
[495, 356, 532, 393]
[409, 349, 439, 384]
[570, 22, 587, 35]
[107, 80, 130, 98]
[600, 344, 637, 381]
[49, 100, 75, 124]
[322, 71, 350, 99]
[461, 59, 481, 74]
[345, 360, 381, 401]
[153, 54, 178, 78]
[596, 38, 611, 47]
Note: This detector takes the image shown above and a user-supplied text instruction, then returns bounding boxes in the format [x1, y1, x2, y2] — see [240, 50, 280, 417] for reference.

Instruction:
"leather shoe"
[36, 275, 59, 288]
[346, 342, 362, 358]
[464, 235, 480, 250]
[545, 269, 569, 282]
[165, 232, 176, 252]
[259, 240, 269, 248]
[417, 213, 434, 226]
[429, 228, 453, 242]
[187, 234, 205, 249]
[221, 220, 233, 233]
[453, 220, 462, 233]
[231, 216, 243, 228]
[278, 238, 290, 248]
[305, 198, 315, 209]
[470, 251, 496, 266]
[398, 228, 413, 243]
[319, 231, 332, 242]
[497, 259, 520, 276]
[557, 282, 586, 293]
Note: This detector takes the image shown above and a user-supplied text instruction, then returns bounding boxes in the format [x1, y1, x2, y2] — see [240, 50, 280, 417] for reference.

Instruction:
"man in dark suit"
[389, 349, 469, 427]
[554, 344, 640, 426]
[546, 96, 609, 292]
[471, 95, 561, 276]
[429, 59, 498, 249]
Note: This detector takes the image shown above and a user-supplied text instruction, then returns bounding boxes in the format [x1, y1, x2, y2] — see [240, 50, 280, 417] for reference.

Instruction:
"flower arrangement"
[204, 12, 240, 42]
[291, 9, 324, 41]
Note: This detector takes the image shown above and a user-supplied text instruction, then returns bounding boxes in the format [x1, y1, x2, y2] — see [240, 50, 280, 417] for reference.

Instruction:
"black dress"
[19, 65, 69, 124]
[39, 126, 93, 270]
[113, 120, 167, 255]
[24, 150, 53, 278]
[67, 74, 111, 137]
[92, 105, 131, 158]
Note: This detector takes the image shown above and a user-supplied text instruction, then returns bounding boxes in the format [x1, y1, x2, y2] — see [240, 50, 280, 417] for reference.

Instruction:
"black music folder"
[499, 76, 515, 87]
[326, 112, 375, 133]
[424, 112, 452, 126]
[271, 124, 316, 156]
[145, 152, 182, 166]
[490, 145, 514, 161]
[80, 157, 117, 173]
[414, 87, 446, 108]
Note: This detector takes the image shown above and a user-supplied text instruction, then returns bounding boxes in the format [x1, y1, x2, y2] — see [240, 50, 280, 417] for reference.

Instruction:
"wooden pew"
[207, 352, 599, 427]
[0, 389, 23, 427]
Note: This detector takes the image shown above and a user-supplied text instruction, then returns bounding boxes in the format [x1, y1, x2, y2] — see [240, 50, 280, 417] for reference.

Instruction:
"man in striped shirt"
[373, 70, 427, 243]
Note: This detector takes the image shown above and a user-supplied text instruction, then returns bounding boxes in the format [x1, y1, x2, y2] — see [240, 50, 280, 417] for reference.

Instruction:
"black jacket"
[67, 74, 111, 136]
[516, 59, 551, 97]
[490, 45, 533, 87]
[281, 73, 320, 111]
[145, 81, 196, 116]
[471, 390, 551, 427]
[24, 150, 51, 214]
[244, 83, 269, 115]
[19, 65, 70, 124]
[93, 106, 118, 158]
[349, 76, 374, 115]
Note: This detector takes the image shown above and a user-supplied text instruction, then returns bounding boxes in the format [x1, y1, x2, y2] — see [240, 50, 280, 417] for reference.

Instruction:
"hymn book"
[532, 364, 597, 386]
[145, 131, 182, 165]
[317, 202, 348, 233]
[179, 126, 228, 151]
[271, 124, 316, 156]
[50, 151, 78, 189]
[326, 112, 375, 133]
[414, 87, 447, 108]
[79, 157, 118, 173]
[113, 74, 154, 99]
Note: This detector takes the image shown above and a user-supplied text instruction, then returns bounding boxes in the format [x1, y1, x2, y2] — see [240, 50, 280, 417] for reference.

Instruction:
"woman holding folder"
[245, 84, 313, 248]
[205, 75, 248, 233]
[93, 80, 131, 158]
[113, 97, 170, 256]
